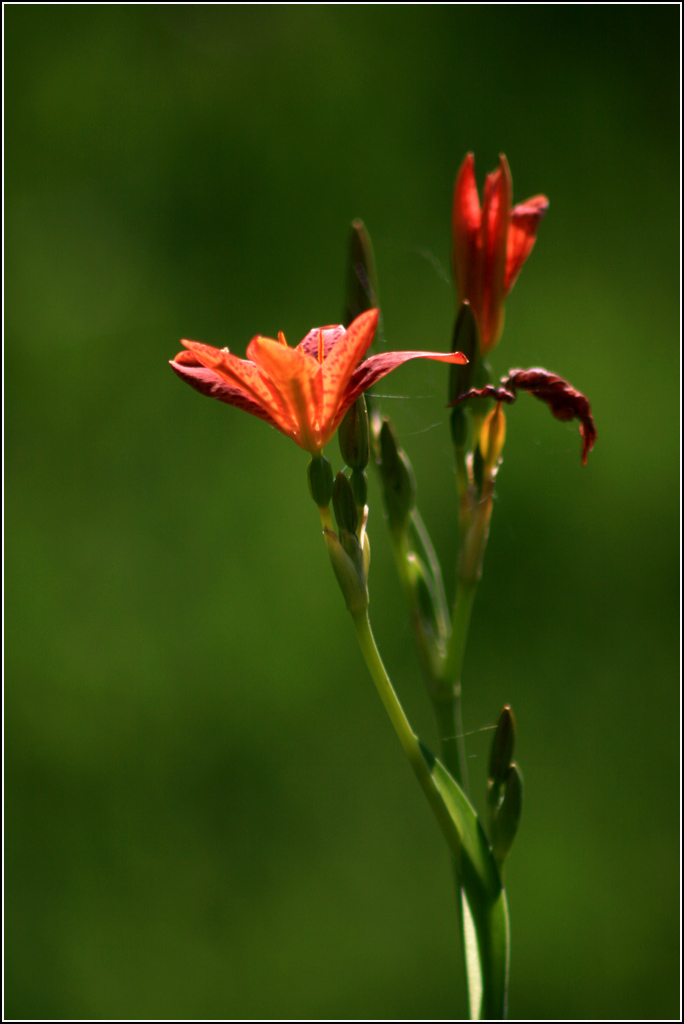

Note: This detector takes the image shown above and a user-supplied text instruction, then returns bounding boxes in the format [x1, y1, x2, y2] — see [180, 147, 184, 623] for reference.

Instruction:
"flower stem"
[351, 610, 435, 783]
[351, 609, 484, 1019]
[350, 613, 472, 881]
[435, 578, 476, 795]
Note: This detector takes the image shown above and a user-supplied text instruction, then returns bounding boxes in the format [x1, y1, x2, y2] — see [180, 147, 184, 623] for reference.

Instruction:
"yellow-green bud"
[479, 403, 506, 473]
[323, 528, 368, 615]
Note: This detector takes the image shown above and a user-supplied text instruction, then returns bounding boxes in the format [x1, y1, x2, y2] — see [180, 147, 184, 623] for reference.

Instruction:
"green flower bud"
[378, 419, 416, 537]
[333, 471, 359, 534]
[350, 468, 368, 509]
[338, 395, 370, 470]
[449, 302, 480, 405]
[307, 455, 333, 508]
[450, 405, 468, 447]
[491, 763, 523, 868]
[344, 219, 380, 328]
[488, 706, 516, 788]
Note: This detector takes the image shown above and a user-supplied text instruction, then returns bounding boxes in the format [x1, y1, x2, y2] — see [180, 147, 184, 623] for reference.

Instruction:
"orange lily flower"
[452, 153, 548, 354]
[171, 309, 467, 456]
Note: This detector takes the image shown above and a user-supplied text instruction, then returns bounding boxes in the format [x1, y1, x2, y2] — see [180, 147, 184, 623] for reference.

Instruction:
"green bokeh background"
[6, 6, 679, 1020]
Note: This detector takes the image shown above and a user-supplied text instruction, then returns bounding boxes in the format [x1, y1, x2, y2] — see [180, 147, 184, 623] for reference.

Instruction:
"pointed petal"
[169, 355, 280, 427]
[452, 153, 482, 303]
[247, 335, 324, 451]
[504, 195, 549, 294]
[330, 347, 468, 438]
[319, 309, 379, 427]
[180, 339, 280, 415]
[479, 155, 512, 351]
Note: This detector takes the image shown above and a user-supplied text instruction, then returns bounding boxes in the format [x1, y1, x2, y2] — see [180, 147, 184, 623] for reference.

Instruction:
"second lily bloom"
[452, 153, 548, 354]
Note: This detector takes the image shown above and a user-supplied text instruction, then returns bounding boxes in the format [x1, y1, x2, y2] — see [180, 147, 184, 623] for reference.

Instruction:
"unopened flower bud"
[449, 301, 480, 405]
[491, 763, 523, 868]
[350, 468, 368, 508]
[479, 402, 506, 473]
[333, 471, 359, 534]
[362, 529, 370, 581]
[344, 219, 380, 328]
[488, 706, 516, 788]
[323, 528, 369, 615]
[338, 395, 370, 470]
[378, 419, 416, 537]
[307, 455, 334, 508]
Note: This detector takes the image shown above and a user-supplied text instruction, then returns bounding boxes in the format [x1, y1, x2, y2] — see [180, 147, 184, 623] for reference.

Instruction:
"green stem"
[432, 673, 469, 796]
[351, 610, 443, 797]
[351, 609, 507, 1020]
[350, 611, 468, 1012]
[431, 576, 476, 795]
[442, 578, 477, 695]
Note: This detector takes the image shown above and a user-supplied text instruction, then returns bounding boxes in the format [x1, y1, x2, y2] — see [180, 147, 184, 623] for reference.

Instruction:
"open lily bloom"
[452, 153, 548, 354]
[171, 309, 467, 456]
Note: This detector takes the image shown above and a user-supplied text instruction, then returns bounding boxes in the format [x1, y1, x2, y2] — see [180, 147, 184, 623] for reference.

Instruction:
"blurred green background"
[5, 6, 679, 1021]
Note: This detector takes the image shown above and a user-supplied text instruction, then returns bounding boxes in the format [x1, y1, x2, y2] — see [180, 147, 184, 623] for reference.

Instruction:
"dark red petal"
[502, 368, 597, 465]
[169, 359, 280, 428]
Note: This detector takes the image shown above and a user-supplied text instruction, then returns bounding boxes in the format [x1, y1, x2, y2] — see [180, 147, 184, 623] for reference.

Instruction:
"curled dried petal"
[449, 385, 516, 406]
[449, 368, 597, 465]
[502, 369, 597, 465]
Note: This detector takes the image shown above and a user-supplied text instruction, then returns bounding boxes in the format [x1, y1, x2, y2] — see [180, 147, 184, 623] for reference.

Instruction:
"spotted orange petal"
[170, 351, 280, 427]
[246, 335, 324, 450]
[320, 309, 379, 428]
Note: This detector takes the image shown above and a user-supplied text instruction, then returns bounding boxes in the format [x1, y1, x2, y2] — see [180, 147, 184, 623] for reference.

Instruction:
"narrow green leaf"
[419, 741, 499, 897]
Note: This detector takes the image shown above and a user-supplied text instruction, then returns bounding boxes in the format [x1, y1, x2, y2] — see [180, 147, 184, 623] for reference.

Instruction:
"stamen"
[278, 331, 288, 346]
[318, 329, 324, 364]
